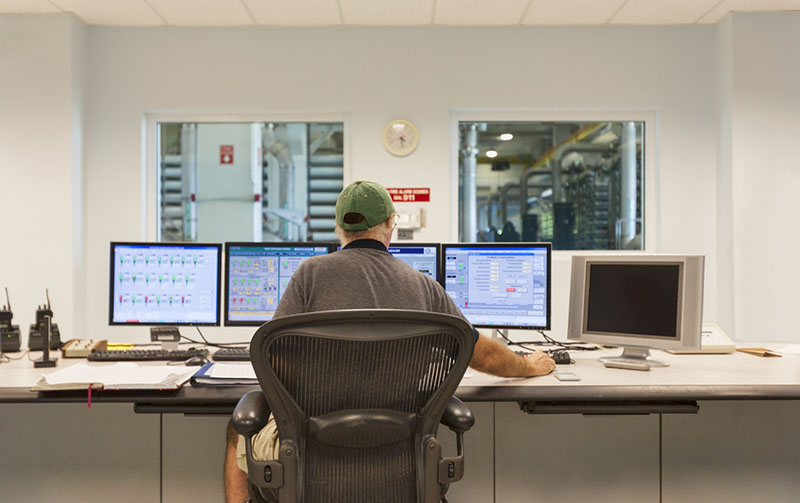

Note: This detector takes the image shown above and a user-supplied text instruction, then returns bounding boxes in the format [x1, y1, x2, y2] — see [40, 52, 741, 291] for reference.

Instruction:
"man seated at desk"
[224, 180, 556, 503]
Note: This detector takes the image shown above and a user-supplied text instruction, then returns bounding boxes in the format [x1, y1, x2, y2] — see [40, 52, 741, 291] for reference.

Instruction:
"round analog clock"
[383, 119, 419, 157]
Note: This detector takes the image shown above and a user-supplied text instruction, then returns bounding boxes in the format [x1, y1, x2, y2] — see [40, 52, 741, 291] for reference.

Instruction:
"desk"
[461, 347, 800, 402]
[3, 347, 800, 411]
[2, 348, 800, 503]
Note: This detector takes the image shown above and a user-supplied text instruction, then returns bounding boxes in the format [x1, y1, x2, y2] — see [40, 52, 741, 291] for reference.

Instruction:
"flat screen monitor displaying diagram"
[567, 255, 704, 365]
[109, 242, 222, 326]
[441, 243, 551, 330]
[387, 243, 439, 281]
[224, 242, 334, 326]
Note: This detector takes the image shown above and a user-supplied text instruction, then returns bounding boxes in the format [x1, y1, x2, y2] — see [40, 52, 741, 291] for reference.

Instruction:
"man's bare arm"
[469, 333, 555, 377]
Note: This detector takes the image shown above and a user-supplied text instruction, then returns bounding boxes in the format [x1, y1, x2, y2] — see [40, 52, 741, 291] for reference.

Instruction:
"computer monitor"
[224, 242, 335, 326]
[387, 243, 440, 281]
[441, 243, 551, 330]
[567, 254, 704, 366]
[109, 242, 222, 326]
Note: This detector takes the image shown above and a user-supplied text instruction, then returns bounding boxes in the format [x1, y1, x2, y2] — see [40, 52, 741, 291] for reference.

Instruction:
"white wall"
[728, 13, 800, 341]
[0, 14, 84, 341]
[80, 24, 718, 342]
[715, 16, 735, 340]
[8, 14, 797, 345]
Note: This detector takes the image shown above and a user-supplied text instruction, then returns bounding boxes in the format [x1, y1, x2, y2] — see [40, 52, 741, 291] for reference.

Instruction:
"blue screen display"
[443, 244, 550, 329]
[110, 243, 221, 325]
[387, 244, 438, 279]
[226, 244, 331, 325]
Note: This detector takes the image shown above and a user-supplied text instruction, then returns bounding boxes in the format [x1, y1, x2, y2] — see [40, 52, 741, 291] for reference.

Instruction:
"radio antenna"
[45, 289, 51, 310]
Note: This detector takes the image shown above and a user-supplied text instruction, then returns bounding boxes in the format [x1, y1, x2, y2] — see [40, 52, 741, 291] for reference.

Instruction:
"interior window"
[458, 121, 644, 250]
[158, 122, 344, 243]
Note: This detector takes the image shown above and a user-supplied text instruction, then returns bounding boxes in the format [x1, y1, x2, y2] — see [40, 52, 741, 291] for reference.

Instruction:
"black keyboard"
[213, 347, 250, 362]
[88, 349, 208, 362]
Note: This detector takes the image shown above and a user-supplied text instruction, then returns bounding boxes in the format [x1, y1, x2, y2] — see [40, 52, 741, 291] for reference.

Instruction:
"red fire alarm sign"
[220, 145, 234, 164]
[386, 187, 430, 202]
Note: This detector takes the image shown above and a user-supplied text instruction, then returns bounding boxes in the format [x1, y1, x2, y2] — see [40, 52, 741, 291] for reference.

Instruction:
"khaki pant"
[235, 415, 281, 473]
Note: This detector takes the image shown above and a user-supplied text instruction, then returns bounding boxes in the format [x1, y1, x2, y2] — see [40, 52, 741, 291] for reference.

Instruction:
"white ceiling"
[1, 0, 799, 26]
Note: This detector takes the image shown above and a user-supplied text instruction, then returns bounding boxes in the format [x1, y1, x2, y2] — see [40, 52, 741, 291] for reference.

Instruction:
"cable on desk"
[3, 350, 30, 361]
[190, 327, 249, 349]
[504, 330, 601, 351]
[494, 330, 546, 354]
[100, 328, 248, 351]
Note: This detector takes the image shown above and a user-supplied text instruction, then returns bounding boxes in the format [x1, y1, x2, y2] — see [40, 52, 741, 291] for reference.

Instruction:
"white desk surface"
[467, 346, 800, 387]
[460, 344, 800, 401]
[2, 344, 800, 402]
[0, 354, 203, 388]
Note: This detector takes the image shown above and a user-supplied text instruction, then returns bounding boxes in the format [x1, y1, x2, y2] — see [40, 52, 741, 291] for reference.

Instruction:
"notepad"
[190, 362, 258, 386]
[32, 362, 196, 391]
[209, 363, 257, 379]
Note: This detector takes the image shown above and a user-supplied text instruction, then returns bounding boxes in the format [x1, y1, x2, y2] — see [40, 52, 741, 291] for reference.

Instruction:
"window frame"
[449, 109, 659, 252]
[144, 112, 351, 242]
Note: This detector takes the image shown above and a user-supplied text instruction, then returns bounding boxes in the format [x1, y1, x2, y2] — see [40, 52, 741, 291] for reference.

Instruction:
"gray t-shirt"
[274, 240, 474, 336]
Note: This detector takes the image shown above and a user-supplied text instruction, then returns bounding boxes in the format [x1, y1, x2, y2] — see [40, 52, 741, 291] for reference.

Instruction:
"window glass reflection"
[458, 121, 644, 250]
[158, 122, 344, 243]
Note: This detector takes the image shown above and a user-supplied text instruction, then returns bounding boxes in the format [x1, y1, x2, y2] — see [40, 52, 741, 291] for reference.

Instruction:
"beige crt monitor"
[567, 255, 704, 367]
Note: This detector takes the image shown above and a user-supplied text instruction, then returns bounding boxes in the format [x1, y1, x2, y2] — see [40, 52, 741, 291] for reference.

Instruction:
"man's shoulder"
[294, 252, 337, 272]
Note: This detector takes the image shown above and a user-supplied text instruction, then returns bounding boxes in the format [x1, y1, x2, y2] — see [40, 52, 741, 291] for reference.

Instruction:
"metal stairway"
[160, 154, 185, 241]
[307, 124, 344, 242]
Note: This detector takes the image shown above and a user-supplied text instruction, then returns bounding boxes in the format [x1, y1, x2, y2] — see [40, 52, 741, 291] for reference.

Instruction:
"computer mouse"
[550, 350, 572, 365]
[185, 355, 208, 366]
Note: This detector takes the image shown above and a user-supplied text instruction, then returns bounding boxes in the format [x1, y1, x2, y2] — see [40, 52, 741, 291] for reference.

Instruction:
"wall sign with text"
[386, 187, 430, 202]
[220, 145, 234, 164]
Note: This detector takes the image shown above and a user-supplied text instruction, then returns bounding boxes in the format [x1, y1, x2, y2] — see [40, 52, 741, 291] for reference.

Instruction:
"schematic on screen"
[225, 243, 332, 325]
[443, 244, 550, 329]
[110, 243, 221, 325]
[387, 244, 439, 279]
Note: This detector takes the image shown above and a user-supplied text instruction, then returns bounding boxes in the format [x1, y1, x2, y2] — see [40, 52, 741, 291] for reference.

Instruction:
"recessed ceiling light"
[499, 133, 513, 141]
[486, 149, 498, 158]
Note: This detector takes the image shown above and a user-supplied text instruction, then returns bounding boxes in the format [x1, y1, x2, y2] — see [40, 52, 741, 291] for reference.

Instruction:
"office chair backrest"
[249, 309, 474, 503]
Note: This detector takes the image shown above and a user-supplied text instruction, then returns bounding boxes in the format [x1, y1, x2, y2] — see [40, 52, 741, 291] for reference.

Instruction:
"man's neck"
[341, 234, 390, 249]
[341, 238, 389, 251]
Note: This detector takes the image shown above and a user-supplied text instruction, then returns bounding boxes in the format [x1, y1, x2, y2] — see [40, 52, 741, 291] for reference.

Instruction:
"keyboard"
[213, 347, 250, 362]
[87, 349, 208, 362]
[603, 358, 651, 371]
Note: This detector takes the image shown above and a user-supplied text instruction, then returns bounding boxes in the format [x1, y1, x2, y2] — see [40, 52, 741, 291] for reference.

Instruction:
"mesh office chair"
[232, 309, 476, 503]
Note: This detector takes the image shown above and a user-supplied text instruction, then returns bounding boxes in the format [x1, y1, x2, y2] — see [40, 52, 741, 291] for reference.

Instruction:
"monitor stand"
[598, 347, 669, 367]
[491, 329, 507, 341]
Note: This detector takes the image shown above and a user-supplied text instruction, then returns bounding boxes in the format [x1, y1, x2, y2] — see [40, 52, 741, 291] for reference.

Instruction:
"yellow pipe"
[525, 122, 605, 172]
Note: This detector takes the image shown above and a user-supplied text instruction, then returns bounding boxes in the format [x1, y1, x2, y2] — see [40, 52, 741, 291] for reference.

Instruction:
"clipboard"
[736, 347, 782, 358]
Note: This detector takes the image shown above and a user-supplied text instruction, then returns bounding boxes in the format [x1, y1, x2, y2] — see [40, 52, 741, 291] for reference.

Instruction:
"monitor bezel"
[386, 242, 442, 284]
[440, 242, 552, 330]
[567, 254, 704, 351]
[223, 242, 336, 327]
[108, 241, 223, 327]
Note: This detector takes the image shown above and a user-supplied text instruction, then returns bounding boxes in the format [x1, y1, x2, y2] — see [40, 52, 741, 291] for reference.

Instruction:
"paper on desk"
[208, 363, 257, 379]
[37, 362, 196, 389]
[777, 344, 800, 355]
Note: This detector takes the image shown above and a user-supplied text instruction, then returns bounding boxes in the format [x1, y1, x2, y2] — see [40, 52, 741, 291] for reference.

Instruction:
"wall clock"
[383, 119, 419, 157]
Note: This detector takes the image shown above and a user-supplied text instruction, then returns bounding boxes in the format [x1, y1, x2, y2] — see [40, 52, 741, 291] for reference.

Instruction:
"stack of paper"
[33, 362, 197, 390]
[190, 362, 258, 386]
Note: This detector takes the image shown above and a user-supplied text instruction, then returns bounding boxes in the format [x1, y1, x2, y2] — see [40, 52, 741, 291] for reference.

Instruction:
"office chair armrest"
[440, 396, 474, 435]
[233, 390, 271, 436]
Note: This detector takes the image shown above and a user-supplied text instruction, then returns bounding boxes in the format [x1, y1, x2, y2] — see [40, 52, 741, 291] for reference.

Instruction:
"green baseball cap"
[335, 181, 396, 231]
